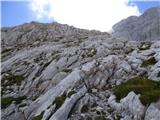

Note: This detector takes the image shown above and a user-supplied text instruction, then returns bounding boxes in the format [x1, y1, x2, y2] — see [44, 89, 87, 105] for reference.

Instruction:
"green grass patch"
[81, 105, 89, 113]
[86, 116, 92, 120]
[14, 96, 27, 104]
[2, 73, 24, 86]
[81, 48, 97, 58]
[61, 68, 72, 73]
[32, 111, 44, 120]
[1, 96, 26, 109]
[1, 97, 14, 109]
[113, 76, 160, 105]
[53, 93, 66, 111]
[2, 73, 24, 96]
[141, 56, 157, 67]
[94, 116, 106, 120]
[67, 90, 76, 98]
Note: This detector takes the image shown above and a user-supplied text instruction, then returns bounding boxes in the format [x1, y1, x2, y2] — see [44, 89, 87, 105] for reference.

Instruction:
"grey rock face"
[145, 103, 160, 120]
[108, 92, 145, 120]
[112, 7, 160, 41]
[49, 86, 87, 120]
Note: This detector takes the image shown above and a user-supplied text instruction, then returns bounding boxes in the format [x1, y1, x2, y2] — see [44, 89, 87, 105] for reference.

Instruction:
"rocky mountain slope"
[112, 7, 160, 41]
[1, 8, 160, 120]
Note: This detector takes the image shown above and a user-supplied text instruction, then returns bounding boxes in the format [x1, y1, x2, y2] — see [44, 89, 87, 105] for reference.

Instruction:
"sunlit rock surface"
[112, 7, 160, 41]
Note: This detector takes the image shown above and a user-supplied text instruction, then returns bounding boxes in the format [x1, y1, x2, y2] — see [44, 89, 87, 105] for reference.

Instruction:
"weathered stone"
[145, 103, 160, 120]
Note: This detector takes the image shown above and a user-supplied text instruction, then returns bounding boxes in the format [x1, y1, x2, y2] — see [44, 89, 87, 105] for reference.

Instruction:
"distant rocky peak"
[112, 7, 160, 41]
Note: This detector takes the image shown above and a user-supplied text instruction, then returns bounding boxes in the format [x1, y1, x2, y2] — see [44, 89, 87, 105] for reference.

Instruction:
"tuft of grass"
[148, 52, 156, 57]
[113, 76, 160, 105]
[86, 116, 92, 120]
[94, 116, 106, 120]
[14, 96, 27, 104]
[53, 94, 66, 111]
[1, 86, 13, 96]
[87, 48, 97, 57]
[67, 90, 76, 98]
[1, 73, 24, 96]
[1, 96, 26, 109]
[2, 73, 24, 86]
[81, 48, 97, 58]
[1, 48, 12, 54]
[61, 68, 72, 73]
[32, 111, 44, 120]
[141, 56, 157, 67]
[1, 97, 14, 109]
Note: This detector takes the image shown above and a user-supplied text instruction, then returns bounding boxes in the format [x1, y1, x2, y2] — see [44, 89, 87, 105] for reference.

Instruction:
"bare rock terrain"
[1, 7, 160, 120]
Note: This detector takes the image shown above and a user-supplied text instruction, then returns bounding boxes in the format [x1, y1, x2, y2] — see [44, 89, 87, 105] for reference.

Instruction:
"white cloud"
[29, 0, 140, 32]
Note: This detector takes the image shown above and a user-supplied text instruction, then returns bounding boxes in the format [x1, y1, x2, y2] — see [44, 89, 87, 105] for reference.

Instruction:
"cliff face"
[1, 8, 160, 120]
[112, 7, 160, 41]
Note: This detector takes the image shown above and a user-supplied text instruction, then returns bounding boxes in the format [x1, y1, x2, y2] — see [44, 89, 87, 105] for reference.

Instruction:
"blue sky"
[1, 0, 160, 31]
[1, 1, 53, 27]
[128, 1, 160, 13]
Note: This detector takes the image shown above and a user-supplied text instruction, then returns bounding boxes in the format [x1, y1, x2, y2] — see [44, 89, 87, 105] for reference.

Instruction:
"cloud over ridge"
[29, 0, 140, 31]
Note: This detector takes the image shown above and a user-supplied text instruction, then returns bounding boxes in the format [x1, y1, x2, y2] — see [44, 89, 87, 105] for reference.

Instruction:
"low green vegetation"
[86, 116, 92, 120]
[1, 96, 26, 109]
[141, 56, 157, 67]
[81, 105, 89, 113]
[67, 90, 76, 98]
[53, 94, 66, 110]
[1, 86, 13, 96]
[1, 97, 14, 109]
[61, 68, 72, 73]
[81, 48, 97, 58]
[148, 52, 156, 57]
[125, 48, 134, 54]
[1, 73, 24, 96]
[2, 73, 24, 86]
[32, 111, 44, 120]
[14, 96, 27, 104]
[1, 48, 12, 54]
[94, 116, 106, 120]
[113, 76, 160, 105]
